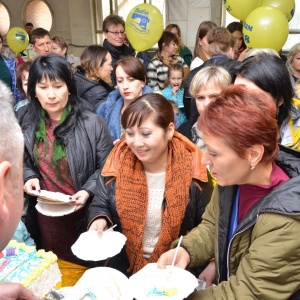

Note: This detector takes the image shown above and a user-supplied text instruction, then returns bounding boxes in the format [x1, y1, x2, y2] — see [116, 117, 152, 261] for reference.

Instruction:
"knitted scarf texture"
[105, 132, 207, 274]
[155, 52, 179, 68]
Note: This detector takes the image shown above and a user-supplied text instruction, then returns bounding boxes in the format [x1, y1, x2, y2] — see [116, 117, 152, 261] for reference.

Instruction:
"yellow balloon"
[224, 0, 261, 21]
[125, 4, 163, 52]
[260, 0, 295, 21]
[243, 6, 289, 52]
[6, 27, 29, 54]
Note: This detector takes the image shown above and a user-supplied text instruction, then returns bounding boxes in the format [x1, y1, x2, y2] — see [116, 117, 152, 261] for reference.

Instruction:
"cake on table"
[0, 240, 62, 298]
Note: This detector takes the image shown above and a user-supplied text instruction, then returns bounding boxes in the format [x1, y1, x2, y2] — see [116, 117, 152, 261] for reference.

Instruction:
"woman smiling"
[88, 93, 213, 276]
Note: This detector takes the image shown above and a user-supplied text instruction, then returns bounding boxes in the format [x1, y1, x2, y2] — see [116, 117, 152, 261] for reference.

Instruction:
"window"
[0, 2, 10, 37]
[25, 0, 52, 31]
[223, 1, 300, 52]
[94, 0, 166, 45]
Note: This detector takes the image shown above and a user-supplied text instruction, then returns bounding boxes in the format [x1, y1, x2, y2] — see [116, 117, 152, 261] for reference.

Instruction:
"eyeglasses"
[107, 30, 126, 37]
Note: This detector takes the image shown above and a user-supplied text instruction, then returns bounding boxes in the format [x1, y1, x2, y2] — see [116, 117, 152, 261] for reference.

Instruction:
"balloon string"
[135, 51, 139, 57]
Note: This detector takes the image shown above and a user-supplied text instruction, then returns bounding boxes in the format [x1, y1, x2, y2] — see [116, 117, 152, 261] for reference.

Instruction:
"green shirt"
[0, 56, 12, 88]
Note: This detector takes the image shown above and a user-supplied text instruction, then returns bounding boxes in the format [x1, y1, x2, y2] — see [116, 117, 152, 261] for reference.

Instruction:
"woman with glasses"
[102, 14, 134, 86]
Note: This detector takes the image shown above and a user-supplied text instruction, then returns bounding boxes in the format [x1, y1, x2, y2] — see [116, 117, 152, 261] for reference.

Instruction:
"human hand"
[88, 218, 108, 236]
[198, 260, 216, 287]
[0, 282, 39, 300]
[113, 139, 120, 145]
[157, 247, 190, 269]
[72, 190, 90, 211]
[172, 86, 179, 96]
[237, 48, 250, 62]
[23, 178, 40, 194]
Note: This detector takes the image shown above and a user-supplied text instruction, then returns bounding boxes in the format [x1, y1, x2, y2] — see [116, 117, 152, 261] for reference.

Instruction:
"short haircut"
[189, 66, 231, 98]
[193, 21, 217, 60]
[16, 61, 31, 96]
[158, 31, 179, 52]
[207, 27, 235, 56]
[25, 22, 33, 27]
[233, 53, 293, 126]
[31, 27, 51, 45]
[52, 35, 68, 52]
[80, 45, 108, 81]
[103, 14, 125, 32]
[198, 85, 278, 163]
[165, 24, 183, 48]
[287, 43, 300, 69]
[0, 82, 24, 180]
[121, 93, 174, 130]
[114, 56, 146, 83]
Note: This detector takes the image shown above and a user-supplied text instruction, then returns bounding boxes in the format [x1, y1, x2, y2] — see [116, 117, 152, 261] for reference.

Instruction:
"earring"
[250, 165, 256, 171]
[69, 93, 71, 95]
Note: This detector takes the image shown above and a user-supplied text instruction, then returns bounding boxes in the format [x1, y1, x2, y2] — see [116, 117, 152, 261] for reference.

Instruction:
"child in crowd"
[161, 63, 186, 126]
[12, 221, 36, 247]
[14, 61, 31, 111]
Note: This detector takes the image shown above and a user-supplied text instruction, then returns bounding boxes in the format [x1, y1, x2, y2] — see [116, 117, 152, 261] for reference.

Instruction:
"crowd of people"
[0, 14, 300, 300]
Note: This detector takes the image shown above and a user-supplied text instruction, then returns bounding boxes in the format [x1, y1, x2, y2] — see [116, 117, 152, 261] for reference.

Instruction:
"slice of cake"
[0, 240, 62, 298]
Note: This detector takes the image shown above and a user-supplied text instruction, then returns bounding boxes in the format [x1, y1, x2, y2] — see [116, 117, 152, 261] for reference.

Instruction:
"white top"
[190, 57, 204, 70]
[142, 171, 166, 259]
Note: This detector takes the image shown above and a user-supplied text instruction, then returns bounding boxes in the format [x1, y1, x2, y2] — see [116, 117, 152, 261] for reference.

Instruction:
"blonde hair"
[287, 43, 300, 72]
[189, 66, 231, 97]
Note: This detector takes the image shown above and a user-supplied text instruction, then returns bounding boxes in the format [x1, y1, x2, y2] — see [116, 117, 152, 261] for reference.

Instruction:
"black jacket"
[19, 104, 113, 193]
[103, 39, 135, 86]
[87, 172, 214, 275]
[74, 66, 114, 112]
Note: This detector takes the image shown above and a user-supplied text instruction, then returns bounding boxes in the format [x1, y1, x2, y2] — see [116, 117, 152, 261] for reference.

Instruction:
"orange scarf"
[102, 132, 208, 273]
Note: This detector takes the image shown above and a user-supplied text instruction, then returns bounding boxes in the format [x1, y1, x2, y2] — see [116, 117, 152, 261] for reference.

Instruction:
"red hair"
[198, 85, 279, 163]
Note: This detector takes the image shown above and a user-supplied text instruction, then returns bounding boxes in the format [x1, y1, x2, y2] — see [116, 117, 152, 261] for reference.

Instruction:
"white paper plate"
[30, 190, 73, 203]
[71, 230, 126, 261]
[75, 267, 132, 300]
[128, 263, 198, 300]
[36, 202, 76, 217]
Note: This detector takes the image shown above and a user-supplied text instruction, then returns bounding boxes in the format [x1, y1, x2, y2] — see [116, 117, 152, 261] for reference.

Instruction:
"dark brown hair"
[158, 31, 179, 52]
[114, 56, 146, 83]
[121, 93, 174, 130]
[16, 61, 31, 96]
[80, 45, 109, 82]
[198, 85, 278, 163]
[31, 28, 51, 45]
[103, 15, 125, 32]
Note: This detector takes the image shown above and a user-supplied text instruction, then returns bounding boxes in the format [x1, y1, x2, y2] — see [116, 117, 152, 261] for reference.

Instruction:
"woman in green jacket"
[158, 85, 300, 299]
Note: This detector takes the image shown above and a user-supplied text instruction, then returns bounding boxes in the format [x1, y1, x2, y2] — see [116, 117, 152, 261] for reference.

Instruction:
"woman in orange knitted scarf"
[87, 93, 214, 276]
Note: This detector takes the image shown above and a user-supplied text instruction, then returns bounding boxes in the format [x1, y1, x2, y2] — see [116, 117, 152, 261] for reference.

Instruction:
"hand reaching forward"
[88, 218, 108, 236]
[23, 178, 40, 194]
[0, 282, 39, 300]
[198, 260, 216, 287]
[157, 247, 191, 269]
[71, 190, 90, 211]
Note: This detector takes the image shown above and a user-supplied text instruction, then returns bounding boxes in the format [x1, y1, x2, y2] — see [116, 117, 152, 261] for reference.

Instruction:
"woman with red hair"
[158, 85, 300, 299]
